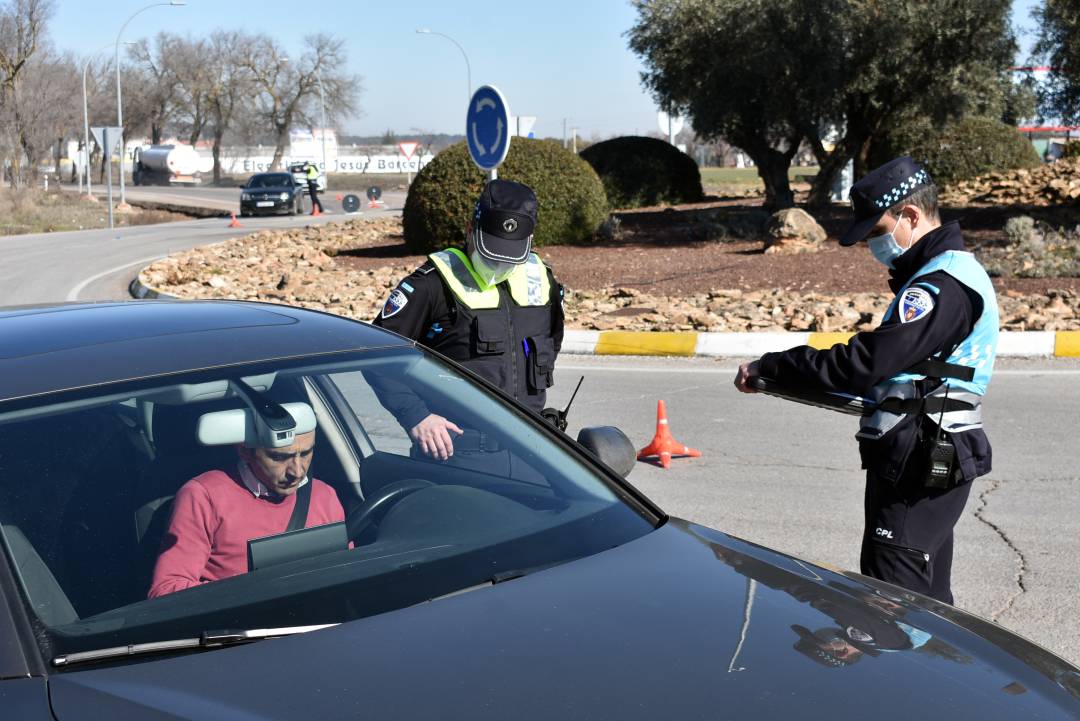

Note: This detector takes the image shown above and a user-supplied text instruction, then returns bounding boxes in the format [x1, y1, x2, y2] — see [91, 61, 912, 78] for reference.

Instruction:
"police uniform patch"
[381, 288, 409, 318]
[899, 287, 934, 323]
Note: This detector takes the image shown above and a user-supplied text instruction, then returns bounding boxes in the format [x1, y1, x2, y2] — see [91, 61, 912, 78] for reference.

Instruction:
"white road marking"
[66, 254, 167, 301]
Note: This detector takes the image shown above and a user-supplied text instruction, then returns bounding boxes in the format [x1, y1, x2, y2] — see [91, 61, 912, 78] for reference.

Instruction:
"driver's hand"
[409, 414, 464, 461]
[734, 360, 761, 394]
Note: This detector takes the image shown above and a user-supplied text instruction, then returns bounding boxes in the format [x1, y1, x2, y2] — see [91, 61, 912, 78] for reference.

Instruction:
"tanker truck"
[131, 144, 202, 185]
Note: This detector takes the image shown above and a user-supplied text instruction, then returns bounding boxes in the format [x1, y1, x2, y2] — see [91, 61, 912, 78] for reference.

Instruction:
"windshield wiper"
[52, 623, 338, 668]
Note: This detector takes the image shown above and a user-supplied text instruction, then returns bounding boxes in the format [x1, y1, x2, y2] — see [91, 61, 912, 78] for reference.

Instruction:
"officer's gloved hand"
[540, 408, 567, 432]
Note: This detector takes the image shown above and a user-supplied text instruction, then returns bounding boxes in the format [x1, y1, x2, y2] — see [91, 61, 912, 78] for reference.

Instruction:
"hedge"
[876, 116, 1041, 187]
[579, 135, 704, 209]
[402, 139, 608, 254]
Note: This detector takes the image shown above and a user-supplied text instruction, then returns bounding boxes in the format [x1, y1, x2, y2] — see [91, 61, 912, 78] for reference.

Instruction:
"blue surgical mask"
[867, 215, 905, 268]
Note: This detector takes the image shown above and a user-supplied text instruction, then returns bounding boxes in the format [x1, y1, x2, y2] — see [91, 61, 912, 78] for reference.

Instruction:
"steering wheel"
[347, 479, 434, 541]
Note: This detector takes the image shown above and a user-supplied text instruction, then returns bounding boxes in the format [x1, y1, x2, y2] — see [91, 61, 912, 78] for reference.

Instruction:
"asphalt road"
[68, 183, 404, 215]
[547, 355, 1080, 666]
[2, 188, 1079, 667]
[0, 189, 405, 305]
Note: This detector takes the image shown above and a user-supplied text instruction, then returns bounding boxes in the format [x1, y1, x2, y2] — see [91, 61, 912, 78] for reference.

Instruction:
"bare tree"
[204, 30, 254, 182]
[125, 33, 180, 145]
[170, 35, 213, 146]
[15, 48, 79, 180]
[239, 33, 361, 169]
[0, 0, 55, 187]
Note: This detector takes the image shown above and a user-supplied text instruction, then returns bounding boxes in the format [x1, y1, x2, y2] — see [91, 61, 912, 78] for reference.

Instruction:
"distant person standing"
[304, 161, 324, 214]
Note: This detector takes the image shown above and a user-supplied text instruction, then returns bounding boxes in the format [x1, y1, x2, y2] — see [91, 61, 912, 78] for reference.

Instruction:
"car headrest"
[197, 403, 317, 447]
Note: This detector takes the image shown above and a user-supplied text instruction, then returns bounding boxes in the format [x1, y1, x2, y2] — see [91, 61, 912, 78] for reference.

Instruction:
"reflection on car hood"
[48, 520, 1080, 720]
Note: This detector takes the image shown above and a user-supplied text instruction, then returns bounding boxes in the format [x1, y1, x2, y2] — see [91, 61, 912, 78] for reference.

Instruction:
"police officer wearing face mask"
[373, 179, 564, 460]
[733, 156, 998, 605]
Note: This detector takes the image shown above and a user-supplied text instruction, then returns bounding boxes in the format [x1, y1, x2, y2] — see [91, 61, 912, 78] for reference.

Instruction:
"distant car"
[289, 162, 327, 192]
[0, 300, 1078, 720]
[239, 172, 305, 216]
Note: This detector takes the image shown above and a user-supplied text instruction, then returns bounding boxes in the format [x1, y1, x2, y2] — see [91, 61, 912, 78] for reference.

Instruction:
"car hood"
[49, 520, 1080, 720]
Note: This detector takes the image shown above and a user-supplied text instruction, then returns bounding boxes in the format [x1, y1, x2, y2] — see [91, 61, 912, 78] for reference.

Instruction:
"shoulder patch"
[381, 288, 409, 319]
[416, 264, 435, 275]
[899, 287, 935, 324]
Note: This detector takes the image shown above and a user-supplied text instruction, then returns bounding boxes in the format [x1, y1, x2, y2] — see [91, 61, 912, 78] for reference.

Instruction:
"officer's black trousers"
[860, 464, 973, 605]
[308, 181, 324, 212]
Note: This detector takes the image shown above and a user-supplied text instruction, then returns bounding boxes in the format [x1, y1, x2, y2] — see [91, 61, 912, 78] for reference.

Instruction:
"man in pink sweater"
[149, 430, 345, 598]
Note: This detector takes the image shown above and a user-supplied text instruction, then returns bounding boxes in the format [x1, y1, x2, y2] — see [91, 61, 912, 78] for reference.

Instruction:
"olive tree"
[628, 0, 1017, 208]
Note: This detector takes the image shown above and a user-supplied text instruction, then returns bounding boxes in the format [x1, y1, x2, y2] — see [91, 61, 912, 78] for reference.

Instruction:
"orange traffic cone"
[227, 213, 242, 228]
[335, 194, 344, 201]
[310, 206, 323, 216]
[637, 400, 701, 469]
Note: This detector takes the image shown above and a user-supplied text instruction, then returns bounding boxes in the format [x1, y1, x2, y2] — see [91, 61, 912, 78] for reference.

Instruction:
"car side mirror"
[576, 426, 636, 478]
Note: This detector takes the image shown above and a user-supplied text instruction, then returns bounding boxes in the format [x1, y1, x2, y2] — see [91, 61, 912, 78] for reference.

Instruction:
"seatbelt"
[285, 480, 312, 533]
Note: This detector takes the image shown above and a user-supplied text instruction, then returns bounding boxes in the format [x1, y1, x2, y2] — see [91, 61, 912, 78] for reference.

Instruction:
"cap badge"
[502, 218, 518, 233]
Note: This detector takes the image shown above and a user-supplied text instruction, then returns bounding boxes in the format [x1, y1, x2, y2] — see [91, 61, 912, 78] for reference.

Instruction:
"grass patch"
[700, 165, 818, 191]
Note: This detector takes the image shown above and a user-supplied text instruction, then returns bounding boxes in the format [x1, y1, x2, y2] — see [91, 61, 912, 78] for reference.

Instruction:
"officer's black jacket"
[757, 222, 992, 482]
[372, 259, 564, 430]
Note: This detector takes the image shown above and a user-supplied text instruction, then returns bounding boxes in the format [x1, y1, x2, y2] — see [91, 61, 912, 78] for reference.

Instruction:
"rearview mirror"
[576, 426, 635, 478]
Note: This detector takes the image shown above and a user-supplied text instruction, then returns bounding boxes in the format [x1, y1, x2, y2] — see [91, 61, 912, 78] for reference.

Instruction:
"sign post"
[466, 85, 511, 180]
[657, 110, 685, 146]
[398, 141, 419, 185]
[91, 125, 122, 229]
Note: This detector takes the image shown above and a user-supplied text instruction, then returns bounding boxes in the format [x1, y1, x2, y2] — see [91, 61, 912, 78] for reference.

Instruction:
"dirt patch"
[0, 189, 189, 235]
[332, 198, 1080, 297]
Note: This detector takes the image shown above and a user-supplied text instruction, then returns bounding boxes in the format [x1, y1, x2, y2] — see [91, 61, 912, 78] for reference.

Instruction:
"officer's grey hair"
[885, 184, 939, 222]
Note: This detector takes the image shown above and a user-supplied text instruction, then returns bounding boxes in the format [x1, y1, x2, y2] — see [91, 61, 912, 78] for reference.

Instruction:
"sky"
[51, 0, 1044, 141]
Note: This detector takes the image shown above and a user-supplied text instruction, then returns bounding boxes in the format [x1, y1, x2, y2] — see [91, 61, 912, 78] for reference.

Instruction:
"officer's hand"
[409, 414, 464, 461]
[734, 360, 761, 394]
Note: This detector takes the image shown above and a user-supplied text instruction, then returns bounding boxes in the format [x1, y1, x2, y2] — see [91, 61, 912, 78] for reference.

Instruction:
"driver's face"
[241, 431, 315, 496]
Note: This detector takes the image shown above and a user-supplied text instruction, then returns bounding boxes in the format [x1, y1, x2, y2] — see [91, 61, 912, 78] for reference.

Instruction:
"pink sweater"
[149, 468, 346, 598]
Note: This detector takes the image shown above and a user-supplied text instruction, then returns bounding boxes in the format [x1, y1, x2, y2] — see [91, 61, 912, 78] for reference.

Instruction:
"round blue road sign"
[466, 85, 511, 172]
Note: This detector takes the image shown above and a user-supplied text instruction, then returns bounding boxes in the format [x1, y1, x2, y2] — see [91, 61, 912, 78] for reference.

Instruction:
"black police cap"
[472, 179, 538, 264]
[840, 156, 933, 247]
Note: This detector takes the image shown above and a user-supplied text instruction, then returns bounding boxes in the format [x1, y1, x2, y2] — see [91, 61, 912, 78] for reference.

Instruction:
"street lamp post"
[82, 43, 128, 197]
[114, 1, 185, 207]
[415, 28, 471, 103]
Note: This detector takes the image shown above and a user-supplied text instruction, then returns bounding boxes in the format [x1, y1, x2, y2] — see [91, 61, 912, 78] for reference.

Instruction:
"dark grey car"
[0, 300, 1078, 720]
[239, 172, 305, 216]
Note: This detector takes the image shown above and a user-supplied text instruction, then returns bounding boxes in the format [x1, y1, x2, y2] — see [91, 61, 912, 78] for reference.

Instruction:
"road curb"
[128, 277, 1079, 358]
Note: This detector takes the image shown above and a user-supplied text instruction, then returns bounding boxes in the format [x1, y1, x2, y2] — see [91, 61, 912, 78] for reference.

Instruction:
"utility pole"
[562, 118, 567, 149]
[571, 127, 578, 154]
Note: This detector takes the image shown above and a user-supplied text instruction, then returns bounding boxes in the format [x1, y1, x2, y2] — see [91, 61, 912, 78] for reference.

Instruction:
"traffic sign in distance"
[342, 194, 361, 214]
[90, 126, 123, 154]
[466, 85, 510, 172]
[657, 111, 685, 137]
[366, 186, 382, 201]
[398, 141, 419, 161]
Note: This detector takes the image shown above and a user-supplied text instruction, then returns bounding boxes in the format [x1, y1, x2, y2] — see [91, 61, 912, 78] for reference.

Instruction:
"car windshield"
[246, 174, 292, 188]
[0, 347, 655, 665]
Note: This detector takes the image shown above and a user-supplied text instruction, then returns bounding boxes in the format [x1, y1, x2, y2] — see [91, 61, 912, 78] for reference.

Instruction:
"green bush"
[876, 116, 1041, 187]
[402, 138, 608, 253]
[579, 135, 704, 209]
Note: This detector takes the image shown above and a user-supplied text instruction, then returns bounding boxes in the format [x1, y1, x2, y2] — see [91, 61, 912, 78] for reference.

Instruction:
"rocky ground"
[139, 212, 1080, 332]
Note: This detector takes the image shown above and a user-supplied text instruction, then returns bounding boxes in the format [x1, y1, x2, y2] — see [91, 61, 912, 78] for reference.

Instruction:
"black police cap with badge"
[840, 156, 933, 247]
[471, 179, 538, 264]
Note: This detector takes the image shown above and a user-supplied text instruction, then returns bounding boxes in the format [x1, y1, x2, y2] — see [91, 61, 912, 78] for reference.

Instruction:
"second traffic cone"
[310, 206, 323, 216]
[227, 212, 242, 228]
[637, 400, 701, 469]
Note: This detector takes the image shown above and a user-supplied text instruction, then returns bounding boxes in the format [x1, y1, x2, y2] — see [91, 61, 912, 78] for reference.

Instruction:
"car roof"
[0, 300, 411, 403]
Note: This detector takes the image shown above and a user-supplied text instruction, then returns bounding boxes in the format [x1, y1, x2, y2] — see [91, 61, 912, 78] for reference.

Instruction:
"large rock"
[763, 208, 827, 254]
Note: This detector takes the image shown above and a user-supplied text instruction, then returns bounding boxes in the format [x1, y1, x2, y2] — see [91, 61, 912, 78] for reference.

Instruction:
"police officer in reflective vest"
[374, 179, 564, 460]
[304, 161, 323, 213]
[734, 157, 998, 605]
